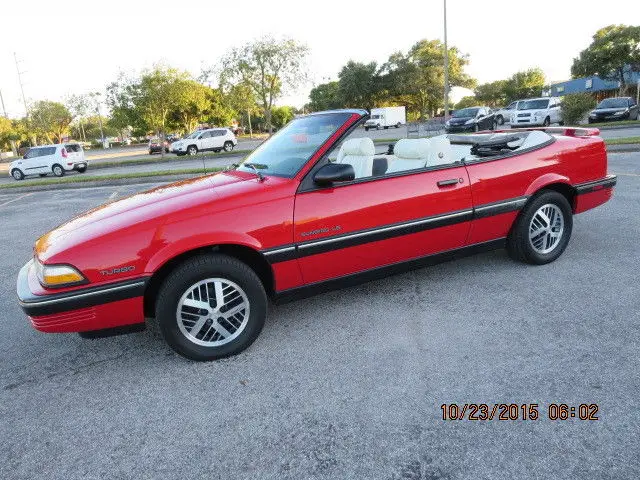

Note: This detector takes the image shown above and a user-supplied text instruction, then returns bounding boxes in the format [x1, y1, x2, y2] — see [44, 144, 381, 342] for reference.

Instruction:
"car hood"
[592, 108, 626, 114]
[34, 171, 253, 260]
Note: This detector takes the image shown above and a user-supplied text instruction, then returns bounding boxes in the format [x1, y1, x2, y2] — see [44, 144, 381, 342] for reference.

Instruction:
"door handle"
[437, 178, 461, 187]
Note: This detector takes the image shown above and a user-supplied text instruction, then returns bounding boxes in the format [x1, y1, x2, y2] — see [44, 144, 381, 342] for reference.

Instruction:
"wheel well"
[534, 183, 576, 212]
[142, 244, 274, 318]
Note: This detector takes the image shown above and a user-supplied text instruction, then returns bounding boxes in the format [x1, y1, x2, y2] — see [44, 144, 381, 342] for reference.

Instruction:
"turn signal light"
[34, 258, 87, 288]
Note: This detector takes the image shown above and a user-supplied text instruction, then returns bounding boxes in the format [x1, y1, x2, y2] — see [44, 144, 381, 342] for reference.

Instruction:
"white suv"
[9, 143, 87, 181]
[171, 128, 238, 156]
[510, 97, 563, 128]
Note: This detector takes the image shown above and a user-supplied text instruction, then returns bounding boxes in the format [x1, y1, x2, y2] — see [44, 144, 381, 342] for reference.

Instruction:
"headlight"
[464, 119, 475, 125]
[34, 258, 86, 288]
[613, 110, 627, 115]
[445, 120, 450, 127]
[589, 113, 596, 117]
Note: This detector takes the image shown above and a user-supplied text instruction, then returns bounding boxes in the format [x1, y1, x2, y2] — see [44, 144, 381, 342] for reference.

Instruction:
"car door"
[23, 148, 49, 174]
[211, 130, 225, 150]
[292, 141, 473, 285]
[197, 131, 212, 151]
[629, 98, 638, 119]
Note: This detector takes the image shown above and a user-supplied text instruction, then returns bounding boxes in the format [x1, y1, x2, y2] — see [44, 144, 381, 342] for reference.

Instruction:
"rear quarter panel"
[465, 135, 608, 244]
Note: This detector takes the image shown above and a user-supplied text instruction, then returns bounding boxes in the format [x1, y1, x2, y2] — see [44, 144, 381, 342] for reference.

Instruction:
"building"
[545, 68, 640, 100]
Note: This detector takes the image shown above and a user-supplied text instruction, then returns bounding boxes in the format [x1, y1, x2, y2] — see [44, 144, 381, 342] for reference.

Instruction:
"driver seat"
[336, 137, 375, 178]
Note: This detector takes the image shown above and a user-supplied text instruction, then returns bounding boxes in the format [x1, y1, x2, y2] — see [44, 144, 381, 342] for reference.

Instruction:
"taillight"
[61, 148, 68, 158]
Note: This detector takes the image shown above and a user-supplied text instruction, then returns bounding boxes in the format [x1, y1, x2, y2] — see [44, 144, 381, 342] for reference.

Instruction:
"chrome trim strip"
[263, 246, 296, 257]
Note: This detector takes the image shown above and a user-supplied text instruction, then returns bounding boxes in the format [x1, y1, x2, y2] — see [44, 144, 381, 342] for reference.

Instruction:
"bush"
[561, 93, 596, 125]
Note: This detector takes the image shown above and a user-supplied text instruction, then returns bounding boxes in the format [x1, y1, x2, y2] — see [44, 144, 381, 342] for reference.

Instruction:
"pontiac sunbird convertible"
[17, 109, 616, 360]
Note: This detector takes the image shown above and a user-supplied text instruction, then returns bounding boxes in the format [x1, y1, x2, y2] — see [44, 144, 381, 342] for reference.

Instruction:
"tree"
[225, 83, 259, 136]
[65, 94, 91, 142]
[455, 96, 478, 109]
[571, 25, 640, 93]
[219, 36, 309, 133]
[382, 39, 475, 118]
[171, 80, 213, 133]
[308, 81, 342, 111]
[503, 68, 546, 102]
[135, 66, 188, 157]
[338, 61, 380, 110]
[560, 93, 596, 125]
[271, 106, 295, 129]
[106, 73, 149, 138]
[0, 117, 18, 152]
[29, 101, 73, 144]
[475, 80, 508, 107]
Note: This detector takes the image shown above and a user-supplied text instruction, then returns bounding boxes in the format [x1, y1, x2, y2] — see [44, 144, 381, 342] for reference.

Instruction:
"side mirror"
[313, 163, 355, 186]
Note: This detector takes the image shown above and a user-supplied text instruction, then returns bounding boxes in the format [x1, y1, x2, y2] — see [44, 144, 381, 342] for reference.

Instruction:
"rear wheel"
[507, 190, 573, 265]
[12, 169, 24, 181]
[473, 124, 479, 132]
[155, 254, 267, 361]
[76, 165, 87, 173]
[52, 164, 65, 177]
[543, 116, 551, 127]
[396, 122, 401, 128]
[223, 141, 234, 152]
[497, 115, 504, 125]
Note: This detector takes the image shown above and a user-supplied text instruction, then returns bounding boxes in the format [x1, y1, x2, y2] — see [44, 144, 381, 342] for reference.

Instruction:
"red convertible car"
[17, 109, 616, 360]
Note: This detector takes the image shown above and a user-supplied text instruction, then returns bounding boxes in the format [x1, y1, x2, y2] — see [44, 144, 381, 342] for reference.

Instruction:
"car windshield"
[597, 98, 628, 109]
[371, 114, 381, 119]
[236, 112, 352, 178]
[518, 100, 549, 110]
[452, 108, 478, 118]
[184, 131, 201, 139]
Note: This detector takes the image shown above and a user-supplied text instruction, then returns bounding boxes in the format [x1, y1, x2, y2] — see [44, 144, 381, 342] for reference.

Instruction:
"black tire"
[473, 124, 479, 132]
[39, 173, 48, 177]
[76, 166, 87, 173]
[364, 127, 369, 131]
[155, 253, 267, 361]
[559, 120, 565, 126]
[187, 145, 198, 156]
[396, 122, 401, 128]
[492, 120, 498, 130]
[149, 150, 154, 155]
[11, 169, 24, 181]
[497, 115, 504, 125]
[543, 116, 551, 127]
[165, 147, 170, 153]
[213, 149, 221, 153]
[52, 164, 65, 177]
[384, 126, 388, 129]
[176, 152, 186, 157]
[506, 190, 573, 265]
[223, 141, 234, 152]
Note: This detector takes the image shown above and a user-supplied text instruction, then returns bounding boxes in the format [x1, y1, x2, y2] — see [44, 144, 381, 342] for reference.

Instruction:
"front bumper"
[17, 260, 148, 333]
[445, 124, 474, 133]
[588, 113, 629, 123]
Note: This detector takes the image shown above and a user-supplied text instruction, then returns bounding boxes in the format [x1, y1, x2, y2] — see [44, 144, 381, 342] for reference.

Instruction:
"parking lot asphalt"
[0, 152, 638, 479]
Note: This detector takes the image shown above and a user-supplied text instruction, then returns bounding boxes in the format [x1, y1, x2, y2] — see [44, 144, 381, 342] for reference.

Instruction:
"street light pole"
[443, 0, 449, 121]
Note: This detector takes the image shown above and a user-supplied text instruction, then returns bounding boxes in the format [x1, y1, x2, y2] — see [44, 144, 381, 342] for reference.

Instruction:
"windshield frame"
[596, 98, 628, 109]
[452, 108, 479, 118]
[236, 111, 357, 179]
[518, 99, 549, 110]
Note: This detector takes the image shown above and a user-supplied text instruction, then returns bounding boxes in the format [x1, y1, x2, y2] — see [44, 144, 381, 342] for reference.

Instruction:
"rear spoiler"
[492, 127, 600, 137]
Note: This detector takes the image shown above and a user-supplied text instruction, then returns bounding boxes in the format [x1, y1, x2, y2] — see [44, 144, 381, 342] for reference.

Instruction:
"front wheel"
[543, 116, 551, 127]
[396, 122, 401, 128]
[187, 145, 198, 156]
[52, 164, 65, 177]
[156, 254, 267, 361]
[497, 115, 504, 125]
[223, 141, 234, 152]
[507, 191, 573, 265]
[12, 169, 25, 181]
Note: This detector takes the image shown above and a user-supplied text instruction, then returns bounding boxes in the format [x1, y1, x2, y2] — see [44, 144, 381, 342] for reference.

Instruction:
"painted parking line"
[0, 192, 33, 208]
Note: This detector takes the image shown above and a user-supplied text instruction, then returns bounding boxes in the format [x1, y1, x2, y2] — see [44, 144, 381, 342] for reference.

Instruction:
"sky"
[0, 0, 638, 118]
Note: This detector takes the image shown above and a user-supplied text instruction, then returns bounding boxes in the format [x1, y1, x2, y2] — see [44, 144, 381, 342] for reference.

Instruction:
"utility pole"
[443, 0, 449, 122]
[90, 92, 106, 148]
[14, 53, 29, 119]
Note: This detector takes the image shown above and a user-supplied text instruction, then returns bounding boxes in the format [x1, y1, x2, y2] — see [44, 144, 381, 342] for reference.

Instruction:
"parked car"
[148, 138, 170, 154]
[9, 143, 87, 181]
[17, 109, 616, 360]
[588, 97, 639, 123]
[364, 106, 406, 131]
[171, 128, 237, 156]
[445, 106, 496, 132]
[494, 101, 520, 125]
[510, 97, 562, 128]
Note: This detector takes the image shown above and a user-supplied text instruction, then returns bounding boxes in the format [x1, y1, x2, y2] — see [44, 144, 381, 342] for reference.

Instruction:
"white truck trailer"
[364, 106, 406, 131]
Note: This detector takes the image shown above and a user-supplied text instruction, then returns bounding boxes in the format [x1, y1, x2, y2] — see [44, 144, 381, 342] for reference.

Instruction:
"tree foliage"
[474, 80, 508, 106]
[455, 96, 478, 109]
[571, 25, 640, 92]
[308, 81, 342, 112]
[503, 68, 546, 102]
[29, 100, 73, 144]
[219, 36, 309, 133]
[271, 106, 295, 129]
[338, 61, 380, 110]
[560, 93, 596, 125]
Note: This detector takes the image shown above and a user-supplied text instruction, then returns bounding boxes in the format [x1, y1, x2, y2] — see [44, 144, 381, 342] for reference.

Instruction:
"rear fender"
[524, 173, 572, 198]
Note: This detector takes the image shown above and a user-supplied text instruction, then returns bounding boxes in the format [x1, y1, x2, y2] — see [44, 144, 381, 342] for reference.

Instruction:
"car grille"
[517, 113, 531, 117]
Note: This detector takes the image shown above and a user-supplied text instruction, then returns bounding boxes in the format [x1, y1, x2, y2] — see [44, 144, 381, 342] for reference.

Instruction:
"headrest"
[520, 130, 552, 149]
[428, 135, 452, 165]
[394, 138, 431, 160]
[340, 137, 375, 156]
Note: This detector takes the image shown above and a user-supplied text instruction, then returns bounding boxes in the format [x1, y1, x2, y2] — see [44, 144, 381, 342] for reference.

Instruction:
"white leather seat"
[518, 130, 552, 149]
[336, 137, 375, 178]
[387, 138, 430, 173]
[428, 135, 453, 166]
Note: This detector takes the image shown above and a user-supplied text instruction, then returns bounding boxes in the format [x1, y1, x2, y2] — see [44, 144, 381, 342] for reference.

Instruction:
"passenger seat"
[387, 138, 430, 173]
[336, 137, 375, 178]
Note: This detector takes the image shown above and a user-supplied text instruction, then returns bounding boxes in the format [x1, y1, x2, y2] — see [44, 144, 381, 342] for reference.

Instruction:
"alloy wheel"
[528, 203, 564, 254]
[176, 278, 250, 347]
